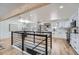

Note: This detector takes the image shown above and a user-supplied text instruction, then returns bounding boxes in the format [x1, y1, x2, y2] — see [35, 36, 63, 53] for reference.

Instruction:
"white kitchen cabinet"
[69, 8, 79, 54]
[70, 33, 79, 54]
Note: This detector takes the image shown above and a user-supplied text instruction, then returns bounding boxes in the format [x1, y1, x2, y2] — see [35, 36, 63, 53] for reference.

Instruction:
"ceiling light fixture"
[19, 18, 32, 23]
[59, 5, 64, 9]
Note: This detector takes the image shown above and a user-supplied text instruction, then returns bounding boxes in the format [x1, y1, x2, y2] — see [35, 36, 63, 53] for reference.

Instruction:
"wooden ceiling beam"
[0, 3, 49, 21]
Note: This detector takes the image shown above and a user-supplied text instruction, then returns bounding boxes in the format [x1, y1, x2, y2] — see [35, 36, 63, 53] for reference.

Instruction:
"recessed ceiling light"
[59, 5, 64, 9]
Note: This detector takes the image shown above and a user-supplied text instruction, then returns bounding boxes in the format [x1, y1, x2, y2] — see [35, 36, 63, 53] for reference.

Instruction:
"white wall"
[0, 16, 23, 39]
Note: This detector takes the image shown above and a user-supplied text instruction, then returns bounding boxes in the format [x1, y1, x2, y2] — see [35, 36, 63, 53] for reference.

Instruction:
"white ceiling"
[0, 3, 79, 21]
[0, 3, 25, 17]
[23, 3, 79, 23]
[55, 3, 79, 19]
[34, 3, 79, 21]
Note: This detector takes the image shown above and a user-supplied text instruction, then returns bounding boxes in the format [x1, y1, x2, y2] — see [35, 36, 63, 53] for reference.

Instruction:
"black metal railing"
[11, 31, 52, 55]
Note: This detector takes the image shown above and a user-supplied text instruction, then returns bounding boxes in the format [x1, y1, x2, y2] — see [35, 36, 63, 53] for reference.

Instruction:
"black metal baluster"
[22, 33, 25, 51]
[11, 32, 13, 45]
[34, 32, 35, 44]
[45, 35, 48, 55]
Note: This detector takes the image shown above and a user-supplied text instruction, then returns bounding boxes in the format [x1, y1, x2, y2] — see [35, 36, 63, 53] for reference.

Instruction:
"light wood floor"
[0, 38, 23, 55]
[0, 38, 77, 55]
[51, 38, 77, 55]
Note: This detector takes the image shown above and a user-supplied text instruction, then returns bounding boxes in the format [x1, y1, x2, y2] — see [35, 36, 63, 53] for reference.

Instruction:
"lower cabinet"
[70, 34, 79, 54]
